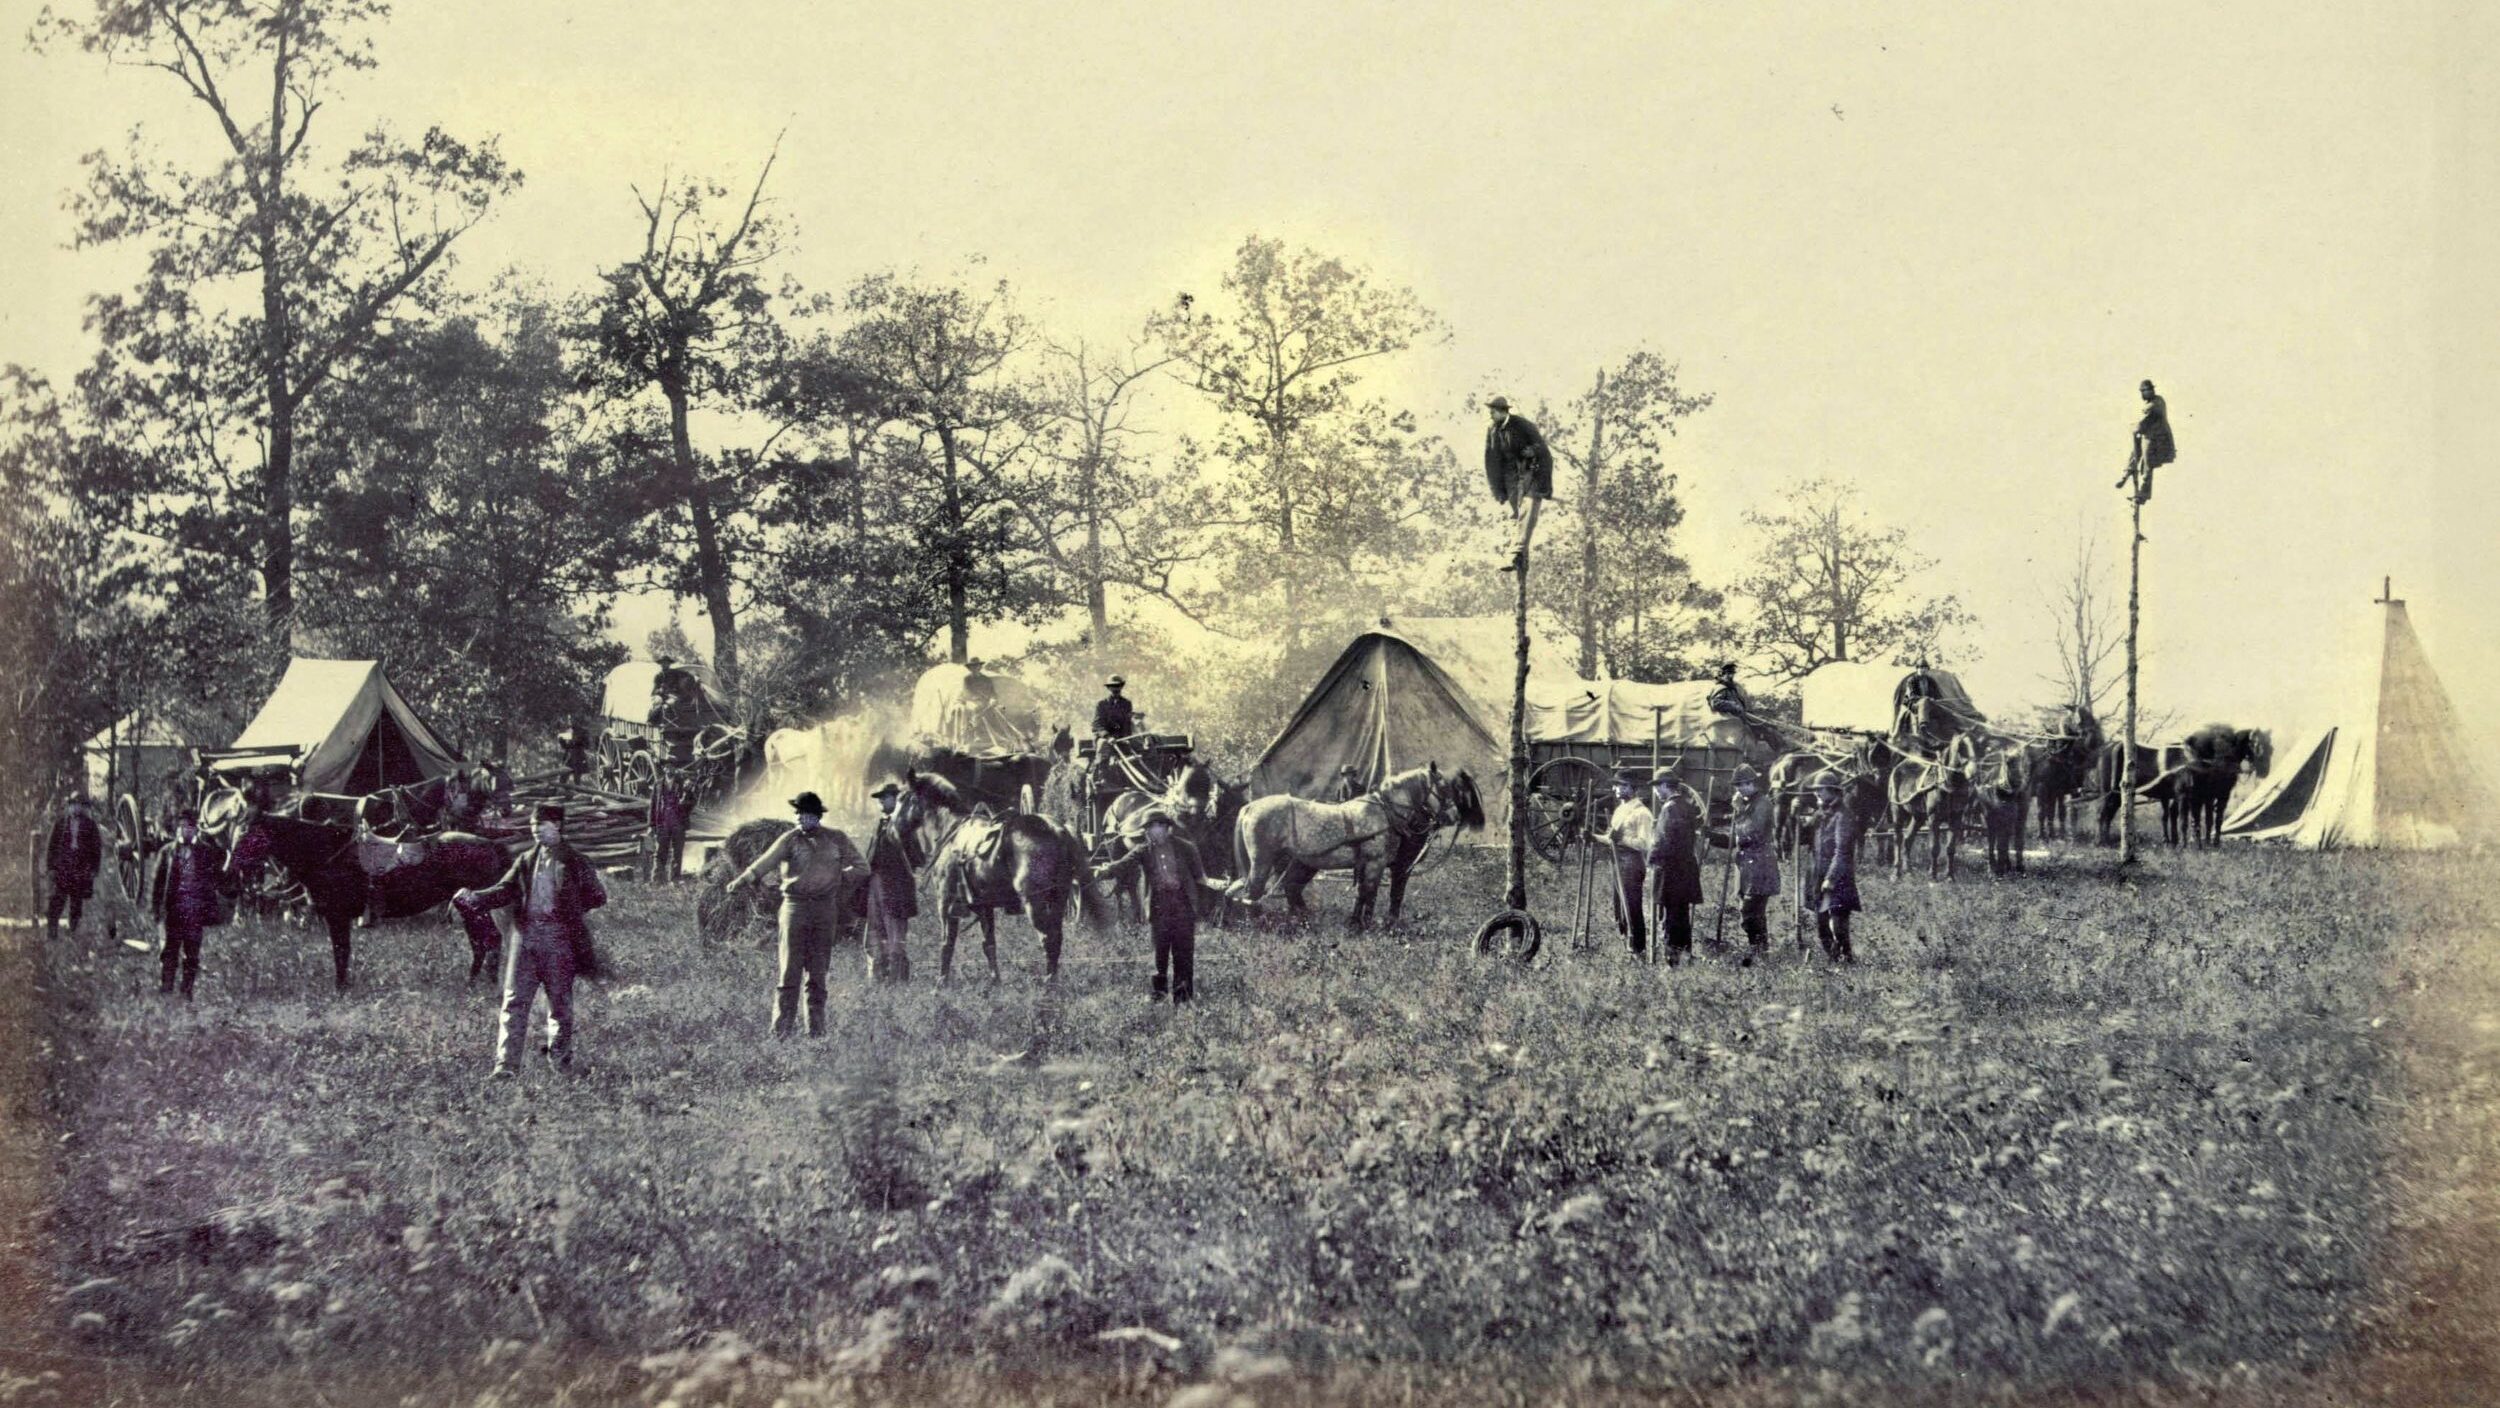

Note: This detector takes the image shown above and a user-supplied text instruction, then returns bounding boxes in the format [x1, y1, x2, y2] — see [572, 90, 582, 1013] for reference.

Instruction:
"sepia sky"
[2, 1, 2494, 747]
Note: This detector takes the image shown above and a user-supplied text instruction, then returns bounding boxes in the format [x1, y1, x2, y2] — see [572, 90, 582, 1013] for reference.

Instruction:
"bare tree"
[2039, 521, 2125, 721]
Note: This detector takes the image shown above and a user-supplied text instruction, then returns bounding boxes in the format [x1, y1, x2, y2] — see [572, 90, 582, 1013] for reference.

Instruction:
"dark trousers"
[1740, 894, 1770, 949]
[160, 915, 205, 996]
[774, 903, 837, 1036]
[1151, 908, 1196, 1003]
[651, 828, 687, 884]
[1612, 854, 1647, 954]
[46, 877, 93, 933]
[1657, 901, 1694, 962]
[1817, 910, 1855, 962]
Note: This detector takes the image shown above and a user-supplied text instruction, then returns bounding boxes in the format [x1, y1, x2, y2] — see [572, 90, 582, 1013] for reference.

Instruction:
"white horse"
[1228, 764, 1483, 928]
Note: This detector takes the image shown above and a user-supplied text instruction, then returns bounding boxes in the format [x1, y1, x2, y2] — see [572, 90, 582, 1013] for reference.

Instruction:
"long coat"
[1713, 788, 1781, 897]
[865, 816, 924, 919]
[150, 838, 231, 926]
[1645, 784, 1706, 905]
[1096, 833, 1211, 931]
[2135, 393, 2175, 469]
[465, 842, 609, 975]
[1484, 415, 1554, 502]
[46, 809, 104, 896]
[1811, 802, 1864, 914]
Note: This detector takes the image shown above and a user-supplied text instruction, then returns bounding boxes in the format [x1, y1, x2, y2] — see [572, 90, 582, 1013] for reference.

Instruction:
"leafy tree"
[575, 148, 809, 696]
[1021, 336, 1207, 642]
[36, 0, 518, 631]
[832, 271, 1058, 662]
[1518, 353, 1716, 677]
[294, 290, 624, 756]
[1150, 236, 1447, 634]
[1731, 477, 1977, 684]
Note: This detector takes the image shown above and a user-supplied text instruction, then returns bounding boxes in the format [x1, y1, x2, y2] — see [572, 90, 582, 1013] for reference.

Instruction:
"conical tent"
[213, 659, 463, 796]
[2223, 596, 2491, 849]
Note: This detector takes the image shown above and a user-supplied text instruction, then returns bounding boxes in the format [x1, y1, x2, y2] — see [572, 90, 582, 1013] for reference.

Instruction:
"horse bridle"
[1375, 776, 1456, 841]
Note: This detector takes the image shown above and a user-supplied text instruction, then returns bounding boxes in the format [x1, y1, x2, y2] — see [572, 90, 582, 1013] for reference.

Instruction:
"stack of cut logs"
[489, 769, 730, 877]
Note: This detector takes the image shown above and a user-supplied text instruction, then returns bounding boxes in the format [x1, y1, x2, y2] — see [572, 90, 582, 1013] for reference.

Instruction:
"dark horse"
[898, 771, 1104, 983]
[1094, 758, 1251, 918]
[2177, 724, 2272, 848]
[2027, 705, 2103, 842]
[1973, 734, 2032, 876]
[226, 812, 514, 988]
[870, 738, 1059, 816]
[2096, 741, 2188, 846]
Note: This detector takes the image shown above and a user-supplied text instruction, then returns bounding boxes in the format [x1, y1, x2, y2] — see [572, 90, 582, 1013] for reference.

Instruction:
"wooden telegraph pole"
[2120, 482, 2142, 867]
[1474, 522, 1543, 961]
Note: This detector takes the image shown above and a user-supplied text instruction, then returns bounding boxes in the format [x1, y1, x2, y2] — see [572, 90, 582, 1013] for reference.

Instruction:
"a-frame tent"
[211, 659, 464, 796]
[2223, 593, 2492, 849]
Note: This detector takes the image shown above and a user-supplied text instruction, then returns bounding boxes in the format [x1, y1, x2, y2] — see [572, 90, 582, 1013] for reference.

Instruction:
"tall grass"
[14, 839, 2493, 1406]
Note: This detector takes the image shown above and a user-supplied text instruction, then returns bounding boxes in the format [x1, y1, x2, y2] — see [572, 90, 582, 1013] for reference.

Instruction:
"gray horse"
[1229, 765, 1483, 929]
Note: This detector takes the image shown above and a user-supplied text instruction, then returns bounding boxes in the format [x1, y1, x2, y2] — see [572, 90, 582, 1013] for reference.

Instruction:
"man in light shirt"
[1603, 769, 1654, 960]
[726, 790, 867, 1037]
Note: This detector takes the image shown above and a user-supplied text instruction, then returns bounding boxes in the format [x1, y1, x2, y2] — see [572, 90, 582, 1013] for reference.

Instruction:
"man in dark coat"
[1333, 765, 1366, 802]
[1484, 396, 1554, 572]
[1646, 765, 1706, 966]
[2117, 379, 2175, 503]
[864, 781, 925, 983]
[647, 767, 694, 885]
[457, 803, 607, 1079]
[561, 724, 592, 784]
[1806, 774, 1864, 963]
[44, 791, 105, 938]
[1709, 764, 1781, 965]
[1092, 676, 1137, 741]
[1095, 808, 1217, 1003]
[149, 809, 230, 1000]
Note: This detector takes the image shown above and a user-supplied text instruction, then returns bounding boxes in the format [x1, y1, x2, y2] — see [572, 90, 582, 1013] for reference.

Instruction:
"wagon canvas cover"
[216, 659, 462, 795]
[1797, 660, 1984, 734]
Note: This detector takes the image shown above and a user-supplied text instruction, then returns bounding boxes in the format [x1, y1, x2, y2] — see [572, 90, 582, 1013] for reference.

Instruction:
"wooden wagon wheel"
[113, 791, 148, 904]
[1525, 756, 1610, 865]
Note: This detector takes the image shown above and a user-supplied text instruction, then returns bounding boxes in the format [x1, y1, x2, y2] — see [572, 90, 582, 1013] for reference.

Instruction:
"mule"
[225, 812, 514, 988]
[899, 771, 1103, 983]
[1974, 737, 2031, 876]
[1889, 733, 1979, 880]
[1228, 764, 1484, 929]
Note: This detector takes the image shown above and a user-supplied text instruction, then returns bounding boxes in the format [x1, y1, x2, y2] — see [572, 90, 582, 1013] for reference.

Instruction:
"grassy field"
[3, 833, 2497, 1407]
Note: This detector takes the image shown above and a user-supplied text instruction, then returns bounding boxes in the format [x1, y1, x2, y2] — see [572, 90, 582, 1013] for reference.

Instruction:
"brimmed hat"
[1649, 767, 1684, 787]
[1612, 768, 1645, 788]
[655, 654, 676, 666]
[1811, 771, 1844, 795]
[534, 803, 566, 823]
[1487, 395, 1512, 411]
[870, 780, 904, 800]
[1138, 807, 1176, 829]
[1732, 764, 1763, 788]
[789, 791, 826, 816]
[1104, 675, 1126, 688]
[965, 657, 984, 669]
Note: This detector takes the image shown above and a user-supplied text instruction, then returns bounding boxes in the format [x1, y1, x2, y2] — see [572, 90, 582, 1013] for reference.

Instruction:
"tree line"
[0, 0, 1986, 819]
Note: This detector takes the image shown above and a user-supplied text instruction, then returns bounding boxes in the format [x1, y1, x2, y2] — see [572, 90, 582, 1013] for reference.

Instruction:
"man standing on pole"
[1484, 396, 1554, 573]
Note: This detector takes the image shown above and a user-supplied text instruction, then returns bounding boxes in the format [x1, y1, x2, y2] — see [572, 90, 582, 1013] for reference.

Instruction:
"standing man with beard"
[727, 791, 866, 1037]
[458, 804, 607, 1081]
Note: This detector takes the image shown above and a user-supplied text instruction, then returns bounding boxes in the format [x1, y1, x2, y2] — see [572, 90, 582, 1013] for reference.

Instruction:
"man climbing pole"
[2115, 379, 2174, 504]
[1484, 395, 1553, 573]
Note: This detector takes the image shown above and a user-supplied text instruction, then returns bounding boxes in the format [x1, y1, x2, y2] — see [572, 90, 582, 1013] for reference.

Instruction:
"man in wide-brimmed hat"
[1646, 762, 1706, 965]
[862, 780, 924, 982]
[1603, 768, 1654, 959]
[1708, 764, 1780, 965]
[458, 803, 607, 1079]
[1484, 394, 1553, 573]
[727, 790, 866, 1035]
[1094, 806, 1216, 1003]
[1092, 675, 1136, 742]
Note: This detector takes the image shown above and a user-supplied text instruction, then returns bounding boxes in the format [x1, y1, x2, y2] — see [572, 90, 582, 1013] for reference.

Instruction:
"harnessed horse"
[1228, 764, 1485, 929]
[1888, 732, 1980, 880]
[1096, 758, 1249, 917]
[899, 771, 1103, 983]
[224, 809, 514, 988]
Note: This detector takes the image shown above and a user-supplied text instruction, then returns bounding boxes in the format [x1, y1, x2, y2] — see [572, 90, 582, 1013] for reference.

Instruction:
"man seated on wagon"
[1092, 676, 1137, 743]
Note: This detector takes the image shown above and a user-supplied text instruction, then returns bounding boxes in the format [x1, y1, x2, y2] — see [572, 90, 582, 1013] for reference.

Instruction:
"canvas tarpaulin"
[907, 663, 1045, 753]
[2224, 599, 2491, 849]
[215, 659, 462, 795]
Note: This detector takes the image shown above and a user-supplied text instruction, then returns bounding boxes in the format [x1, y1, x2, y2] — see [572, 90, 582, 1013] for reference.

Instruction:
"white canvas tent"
[2223, 594, 2492, 849]
[1799, 660, 1985, 734]
[211, 659, 463, 796]
[83, 712, 193, 800]
[1253, 617, 1757, 839]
